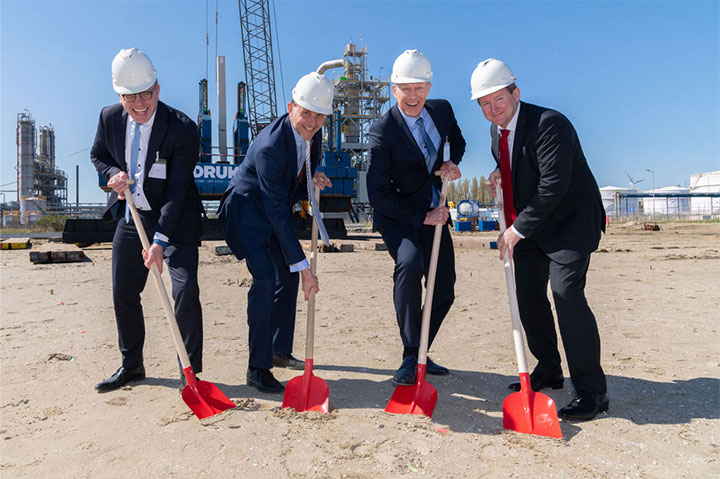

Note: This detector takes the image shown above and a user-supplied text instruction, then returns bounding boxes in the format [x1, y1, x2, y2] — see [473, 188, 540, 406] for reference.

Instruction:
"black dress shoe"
[246, 368, 284, 394]
[272, 353, 305, 370]
[509, 371, 564, 392]
[95, 366, 146, 392]
[426, 357, 449, 376]
[392, 356, 417, 386]
[559, 392, 609, 421]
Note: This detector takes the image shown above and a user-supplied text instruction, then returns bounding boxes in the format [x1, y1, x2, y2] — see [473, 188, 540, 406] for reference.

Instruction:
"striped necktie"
[416, 116, 440, 207]
[304, 140, 330, 245]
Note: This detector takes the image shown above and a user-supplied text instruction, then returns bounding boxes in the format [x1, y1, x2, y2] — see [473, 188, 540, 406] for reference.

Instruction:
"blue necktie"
[416, 116, 440, 207]
[125, 123, 142, 223]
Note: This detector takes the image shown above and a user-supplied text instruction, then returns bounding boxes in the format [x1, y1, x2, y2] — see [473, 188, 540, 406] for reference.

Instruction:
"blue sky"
[1, 0, 718, 204]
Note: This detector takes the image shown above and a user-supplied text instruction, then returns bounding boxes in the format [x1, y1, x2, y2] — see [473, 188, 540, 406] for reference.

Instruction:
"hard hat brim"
[293, 97, 332, 115]
[113, 78, 156, 95]
[470, 83, 511, 101]
[392, 76, 432, 84]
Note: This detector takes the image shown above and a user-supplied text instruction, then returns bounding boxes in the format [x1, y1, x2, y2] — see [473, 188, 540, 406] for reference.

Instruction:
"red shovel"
[385, 170, 451, 418]
[282, 186, 329, 413]
[495, 183, 562, 439]
[126, 192, 235, 420]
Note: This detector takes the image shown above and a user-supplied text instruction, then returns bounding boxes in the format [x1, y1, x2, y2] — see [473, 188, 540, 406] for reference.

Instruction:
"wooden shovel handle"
[125, 193, 192, 370]
[495, 183, 529, 375]
[417, 175, 450, 367]
[304, 186, 320, 361]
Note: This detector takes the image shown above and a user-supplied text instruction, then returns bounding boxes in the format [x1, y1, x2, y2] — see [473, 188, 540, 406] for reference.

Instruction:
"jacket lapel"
[145, 102, 169, 176]
[425, 100, 446, 164]
[511, 102, 527, 187]
[281, 115, 301, 182]
[390, 106, 425, 161]
[111, 110, 128, 171]
[491, 124, 499, 162]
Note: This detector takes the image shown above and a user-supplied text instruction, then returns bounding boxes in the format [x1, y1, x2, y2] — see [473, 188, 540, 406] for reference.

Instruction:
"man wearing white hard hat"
[471, 58, 608, 421]
[367, 49, 465, 386]
[91, 48, 204, 392]
[218, 72, 333, 393]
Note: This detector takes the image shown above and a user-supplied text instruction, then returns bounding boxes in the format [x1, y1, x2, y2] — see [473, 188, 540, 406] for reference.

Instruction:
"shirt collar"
[398, 106, 429, 130]
[500, 101, 521, 133]
[291, 124, 306, 149]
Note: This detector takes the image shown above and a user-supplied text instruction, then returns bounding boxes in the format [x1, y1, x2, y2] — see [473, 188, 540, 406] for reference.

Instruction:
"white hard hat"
[111, 48, 157, 94]
[470, 58, 516, 100]
[391, 49, 433, 84]
[292, 72, 334, 115]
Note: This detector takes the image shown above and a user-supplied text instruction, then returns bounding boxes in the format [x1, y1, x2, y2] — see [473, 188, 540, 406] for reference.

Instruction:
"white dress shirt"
[125, 112, 169, 244]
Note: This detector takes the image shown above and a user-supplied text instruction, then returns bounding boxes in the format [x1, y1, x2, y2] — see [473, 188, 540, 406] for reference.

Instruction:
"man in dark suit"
[218, 72, 333, 394]
[368, 50, 465, 386]
[91, 48, 204, 393]
[471, 58, 608, 420]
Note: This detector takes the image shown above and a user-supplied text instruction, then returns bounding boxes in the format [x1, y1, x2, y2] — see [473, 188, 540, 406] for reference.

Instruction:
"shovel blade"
[385, 380, 437, 418]
[502, 389, 562, 439]
[282, 362, 329, 413]
[180, 368, 235, 420]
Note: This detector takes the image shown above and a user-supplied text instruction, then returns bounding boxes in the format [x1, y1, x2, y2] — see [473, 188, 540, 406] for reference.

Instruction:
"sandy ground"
[0, 221, 718, 478]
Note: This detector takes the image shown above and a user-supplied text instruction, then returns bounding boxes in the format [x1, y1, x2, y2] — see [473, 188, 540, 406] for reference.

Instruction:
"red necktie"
[499, 129, 517, 226]
[297, 162, 306, 185]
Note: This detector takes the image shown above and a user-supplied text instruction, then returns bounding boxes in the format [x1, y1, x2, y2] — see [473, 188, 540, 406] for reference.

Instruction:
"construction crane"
[237, 0, 278, 139]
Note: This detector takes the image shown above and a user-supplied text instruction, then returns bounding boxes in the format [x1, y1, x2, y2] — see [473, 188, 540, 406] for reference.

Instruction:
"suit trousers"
[379, 222, 456, 354]
[111, 215, 203, 373]
[513, 239, 606, 394]
[244, 234, 299, 369]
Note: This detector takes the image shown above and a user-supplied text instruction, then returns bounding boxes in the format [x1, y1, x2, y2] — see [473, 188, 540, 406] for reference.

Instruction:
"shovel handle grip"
[496, 183, 529, 375]
[125, 193, 192, 370]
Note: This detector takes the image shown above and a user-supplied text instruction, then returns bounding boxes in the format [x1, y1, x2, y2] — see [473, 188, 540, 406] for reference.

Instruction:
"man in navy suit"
[368, 50, 465, 386]
[471, 58, 608, 421]
[91, 48, 204, 392]
[218, 72, 333, 393]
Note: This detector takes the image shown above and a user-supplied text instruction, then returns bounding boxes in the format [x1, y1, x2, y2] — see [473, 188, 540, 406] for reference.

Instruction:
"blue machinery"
[192, 79, 357, 207]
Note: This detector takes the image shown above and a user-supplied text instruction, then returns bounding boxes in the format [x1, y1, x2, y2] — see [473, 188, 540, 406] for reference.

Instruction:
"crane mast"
[238, 0, 278, 139]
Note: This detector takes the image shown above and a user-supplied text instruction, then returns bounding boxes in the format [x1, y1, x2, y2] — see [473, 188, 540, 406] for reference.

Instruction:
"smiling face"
[119, 83, 159, 124]
[476, 86, 520, 129]
[392, 82, 431, 118]
[287, 101, 326, 140]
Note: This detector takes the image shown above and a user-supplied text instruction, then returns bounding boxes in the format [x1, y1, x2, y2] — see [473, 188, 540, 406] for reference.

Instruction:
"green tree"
[470, 177, 479, 202]
[478, 175, 488, 205]
[447, 181, 456, 204]
[459, 178, 470, 199]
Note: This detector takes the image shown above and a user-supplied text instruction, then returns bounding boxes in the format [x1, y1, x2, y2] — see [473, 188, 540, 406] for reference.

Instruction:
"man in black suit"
[471, 58, 608, 420]
[218, 72, 333, 393]
[368, 50, 465, 386]
[91, 48, 204, 392]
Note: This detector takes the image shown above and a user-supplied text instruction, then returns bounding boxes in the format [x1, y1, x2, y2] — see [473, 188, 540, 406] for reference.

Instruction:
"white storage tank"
[600, 186, 640, 217]
[689, 170, 720, 217]
[644, 186, 691, 217]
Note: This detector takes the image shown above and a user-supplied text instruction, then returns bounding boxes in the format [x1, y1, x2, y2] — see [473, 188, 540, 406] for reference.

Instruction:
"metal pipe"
[334, 110, 342, 152]
[316, 59, 346, 74]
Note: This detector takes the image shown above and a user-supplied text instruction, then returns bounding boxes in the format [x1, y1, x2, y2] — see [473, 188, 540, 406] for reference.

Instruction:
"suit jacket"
[367, 99, 466, 231]
[217, 114, 320, 265]
[491, 101, 605, 263]
[91, 101, 203, 245]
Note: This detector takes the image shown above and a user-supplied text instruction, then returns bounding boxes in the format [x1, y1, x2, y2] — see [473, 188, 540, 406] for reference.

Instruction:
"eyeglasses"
[122, 85, 156, 102]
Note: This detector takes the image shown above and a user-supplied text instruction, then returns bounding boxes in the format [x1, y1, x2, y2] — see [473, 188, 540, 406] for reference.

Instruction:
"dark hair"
[505, 83, 517, 94]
